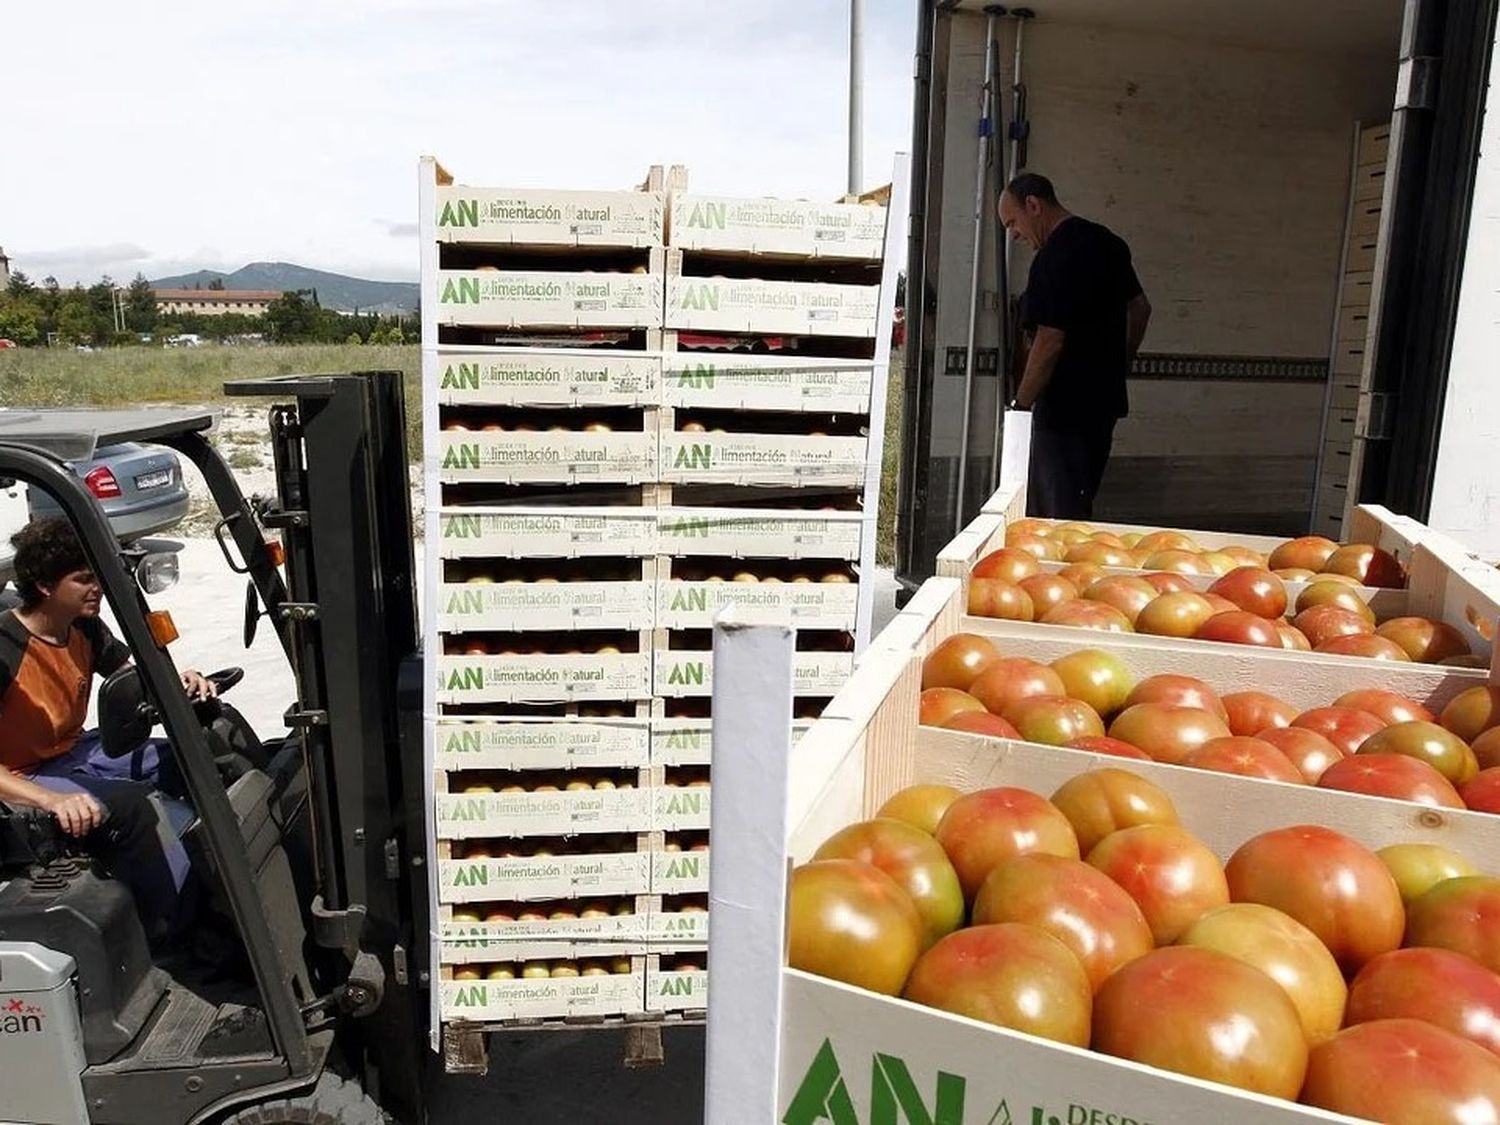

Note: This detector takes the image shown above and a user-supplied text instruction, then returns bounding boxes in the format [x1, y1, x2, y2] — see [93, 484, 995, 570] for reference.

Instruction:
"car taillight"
[84, 466, 122, 499]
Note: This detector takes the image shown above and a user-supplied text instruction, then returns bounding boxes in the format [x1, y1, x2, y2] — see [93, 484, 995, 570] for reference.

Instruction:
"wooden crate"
[434, 182, 665, 248]
[700, 576, 1500, 1123]
[433, 348, 660, 408]
[666, 193, 886, 260]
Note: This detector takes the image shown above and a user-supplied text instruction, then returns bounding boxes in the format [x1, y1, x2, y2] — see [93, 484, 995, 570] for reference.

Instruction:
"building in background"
[0, 246, 10, 289]
[152, 288, 282, 316]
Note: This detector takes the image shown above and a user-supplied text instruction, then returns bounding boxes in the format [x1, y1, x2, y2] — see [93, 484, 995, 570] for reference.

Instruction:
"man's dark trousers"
[1027, 414, 1117, 520]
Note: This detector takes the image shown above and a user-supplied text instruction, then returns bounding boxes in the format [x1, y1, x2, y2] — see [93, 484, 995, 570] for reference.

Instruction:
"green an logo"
[444, 666, 484, 692]
[442, 728, 483, 754]
[660, 976, 696, 997]
[446, 589, 486, 615]
[662, 792, 703, 817]
[684, 200, 727, 230]
[441, 362, 481, 390]
[439, 198, 480, 227]
[450, 984, 487, 1008]
[680, 283, 721, 312]
[661, 855, 701, 880]
[441, 276, 481, 304]
[669, 588, 708, 613]
[661, 516, 710, 538]
[783, 1040, 971, 1125]
[442, 444, 481, 471]
[452, 864, 488, 888]
[442, 514, 483, 539]
[673, 444, 713, 470]
[666, 662, 706, 687]
[669, 364, 716, 389]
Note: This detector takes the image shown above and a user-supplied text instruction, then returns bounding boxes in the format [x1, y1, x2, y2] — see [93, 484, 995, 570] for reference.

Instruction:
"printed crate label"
[655, 651, 854, 698]
[436, 185, 663, 247]
[652, 849, 711, 894]
[656, 580, 857, 630]
[665, 276, 878, 338]
[661, 356, 873, 413]
[435, 270, 662, 330]
[656, 509, 864, 561]
[437, 431, 656, 485]
[653, 785, 712, 832]
[437, 654, 652, 704]
[650, 718, 814, 766]
[435, 719, 651, 771]
[646, 907, 711, 946]
[669, 194, 885, 259]
[439, 852, 651, 903]
[435, 787, 652, 839]
[647, 967, 709, 1013]
[438, 581, 653, 631]
[434, 350, 659, 407]
[441, 911, 648, 952]
[439, 972, 644, 1021]
[660, 432, 867, 488]
[438, 509, 659, 559]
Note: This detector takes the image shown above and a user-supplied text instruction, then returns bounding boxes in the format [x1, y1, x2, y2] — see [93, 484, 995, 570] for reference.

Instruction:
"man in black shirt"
[1000, 173, 1152, 519]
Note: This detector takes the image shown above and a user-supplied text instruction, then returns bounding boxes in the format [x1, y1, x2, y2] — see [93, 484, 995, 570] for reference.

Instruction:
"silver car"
[26, 442, 190, 539]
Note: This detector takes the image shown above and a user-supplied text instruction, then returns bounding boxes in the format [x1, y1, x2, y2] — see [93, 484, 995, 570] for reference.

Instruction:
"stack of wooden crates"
[417, 157, 900, 1057]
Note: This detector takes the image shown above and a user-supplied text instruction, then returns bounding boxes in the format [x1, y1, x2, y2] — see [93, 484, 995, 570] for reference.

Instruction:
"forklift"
[0, 372, 431, 1124]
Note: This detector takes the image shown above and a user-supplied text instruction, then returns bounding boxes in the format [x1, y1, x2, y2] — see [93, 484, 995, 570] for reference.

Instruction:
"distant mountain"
[150, 261, 418, 314]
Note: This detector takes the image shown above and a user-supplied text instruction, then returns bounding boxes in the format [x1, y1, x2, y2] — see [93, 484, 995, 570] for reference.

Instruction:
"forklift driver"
[0, 517, 215, 942]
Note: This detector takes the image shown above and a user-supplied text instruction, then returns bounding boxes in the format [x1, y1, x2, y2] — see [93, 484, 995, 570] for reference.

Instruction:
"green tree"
[208, 278, 225, 290]
[345, 331, 363, 346]
[0, 293, 41, 344]
[55, 294, 95, 344]
[124, 273, 158, 334]
[264, 290, 319, 343]
[6, 270, 36, 300]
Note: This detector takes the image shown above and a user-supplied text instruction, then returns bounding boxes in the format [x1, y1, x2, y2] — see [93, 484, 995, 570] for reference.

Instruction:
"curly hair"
[10, 517, 89, 608]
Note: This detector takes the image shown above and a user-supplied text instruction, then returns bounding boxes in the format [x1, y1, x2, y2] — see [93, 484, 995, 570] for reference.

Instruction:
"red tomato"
[1081, 576, 1158, 626]
[813, 818, 965, 950]
[1141, 571, 1195, 594]
[1123, 673, 1227, 720]
[1377, 843, 1482, 906]
[934, 787, 1080, 902]
[1193, 610, 1282, 648]
[1442, 686, 1500, 744]
[1184, 736, 1305, 783]
[973, 854, 1153, 990]
[1141, 549, 1211, 575]
[1017, 573, 1079, 616]
[1180, 903, 1347, 1044]
[1377, 617, 1472, 664]
[1291, 705, 1387, 755]
[1276, 622, 1313, 651]
[1039, 600, 1134, 633]
[1294, 604, 1376, 649]
[903, 923, 1092, 1046]
[920, 633, 1001, 691]
[1221, 691, 1298, 737]
[1324, 543, 1405, 588]
[1294, 580, 1377, 622]
[1136, 530, 1198, 554]
[1268, 535, 1339, 572]
[1303, 1019, 1500, 1124]
[967, 577, 1035, 621]
[1092, 947, 1308, 1099]
[1406, 876, 1500, 975]
[1474, 728, 1500, 771]
[971, 547, 1041, 584]
[1319, 753, 1466, 809]
[1209, 567, 1288, 618]
[967, 658, 1066, 717]
[1462, 767, 1500, 813]
[1108, 703, 1231, 766]
[1134, 591, 1217, 638]
[1001, 695, 1106, 746]
[1347, 948, 1500, 1058]
[1064, 541, 1135, 568]
[1049, 648, 1136, 718]
[1333, 688, 1434, 726]
[918, 687, 985, 728]
[787, 859, 923, 995]
[1086, 824, 1229, 944]
[1065, 735, 1152, 761]
[1005, 530, 1061, 561]
[1256, 726, 1345, 784]
[1057, 562, 1106, 592]
[1316, 634, 1412, 661]
[1224, 825, 1404, 973]
[1359, 720, 1479, 784]
[875, 784, 961, 836]
[1049, 767, 1180, 855]
[939, 710, 1021, 739]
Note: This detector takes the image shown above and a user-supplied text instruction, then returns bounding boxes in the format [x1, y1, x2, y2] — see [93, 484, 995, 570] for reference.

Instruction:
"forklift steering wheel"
[204, 668, 245, 696]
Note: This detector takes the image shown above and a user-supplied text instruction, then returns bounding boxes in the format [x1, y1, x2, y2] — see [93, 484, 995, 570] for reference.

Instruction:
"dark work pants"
[1028, 415, 1118, 520]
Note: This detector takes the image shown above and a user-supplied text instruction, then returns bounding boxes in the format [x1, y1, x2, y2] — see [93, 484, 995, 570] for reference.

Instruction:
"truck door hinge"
[1396, 57, 1439, 112]
[275, 601, 319, 622]
[1358, 392, 1398, 441]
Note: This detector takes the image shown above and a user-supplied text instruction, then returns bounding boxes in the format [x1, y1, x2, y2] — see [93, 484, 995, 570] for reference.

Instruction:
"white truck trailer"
[897, 0, 1500, 590]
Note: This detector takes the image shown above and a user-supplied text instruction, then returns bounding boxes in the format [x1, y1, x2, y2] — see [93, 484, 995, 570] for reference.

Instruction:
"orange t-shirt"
[0, 611, 130, 774]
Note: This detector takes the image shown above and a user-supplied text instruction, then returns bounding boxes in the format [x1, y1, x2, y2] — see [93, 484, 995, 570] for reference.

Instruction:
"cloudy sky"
[3, 1, 915, 287]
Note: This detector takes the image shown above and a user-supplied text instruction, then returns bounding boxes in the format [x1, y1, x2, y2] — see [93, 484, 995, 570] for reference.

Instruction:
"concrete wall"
[919, 10, 1398, 539]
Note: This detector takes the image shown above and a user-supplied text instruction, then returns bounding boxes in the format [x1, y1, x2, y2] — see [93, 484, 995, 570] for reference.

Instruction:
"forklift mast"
[160, 371, 432, 1118]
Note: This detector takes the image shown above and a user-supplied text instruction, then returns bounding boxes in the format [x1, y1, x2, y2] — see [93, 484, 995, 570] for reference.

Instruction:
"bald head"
[999, 173, 1069, 250]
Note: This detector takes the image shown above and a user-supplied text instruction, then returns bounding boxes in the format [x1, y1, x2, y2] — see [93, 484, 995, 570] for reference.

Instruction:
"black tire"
[218, 1072, 391, 1125]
